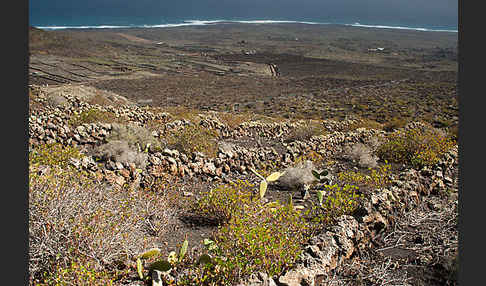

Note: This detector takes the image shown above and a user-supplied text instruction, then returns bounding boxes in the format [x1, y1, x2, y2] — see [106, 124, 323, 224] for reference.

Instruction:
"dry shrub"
[29, 165, 173, 284]
[86, 92, 111, 106]
[95, 140, 148, 169]
[344, 143, 379, 169]
[277, 160, 317, 190]
[107, 123, 164, 152]
[46, 93, 69, 108]
[217, 112, 252, 129]
[162, 106, 201, 123]
[285, 120, 326, 142]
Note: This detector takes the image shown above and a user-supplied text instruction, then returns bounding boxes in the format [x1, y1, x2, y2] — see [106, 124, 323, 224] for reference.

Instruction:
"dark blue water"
[29, 1, 458, 32]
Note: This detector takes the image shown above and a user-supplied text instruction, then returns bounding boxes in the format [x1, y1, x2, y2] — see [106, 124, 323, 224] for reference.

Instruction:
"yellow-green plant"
[377, 127, 455, 168]
[319, 184, 363, 223]
[68, 108, 122, 127]
[338, 163, 392, 189]
[29, 142, 84, 168]
[294, 150, 324, 166]
[167, 124, 219, 157]
[40, 259, 117, 286]
[211, 200, 311, 283]
[194, 180, 256, 222]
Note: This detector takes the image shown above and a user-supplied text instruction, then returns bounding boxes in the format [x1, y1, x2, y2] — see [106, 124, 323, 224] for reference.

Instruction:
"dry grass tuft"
[285, 120, 326, 142]
[344, 143, 379, 169]
[95, 140, 149, 169]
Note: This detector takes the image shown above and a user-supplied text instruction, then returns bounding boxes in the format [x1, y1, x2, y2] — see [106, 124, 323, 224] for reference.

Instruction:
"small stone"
[215, 167, 223, 177]
[115, 162, 124, 170]
[183, 191, 194, 197]
[149, 156, 162, 165]
[166, 157, 177, 165]
[169, 164, 178, 175]
[119, 169, 130, 178]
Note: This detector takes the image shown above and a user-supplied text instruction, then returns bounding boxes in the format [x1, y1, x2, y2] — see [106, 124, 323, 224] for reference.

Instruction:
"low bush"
[284, 120, 326, 142]
[167, 124, 219, 158]
[212, 200, 310, 282]
[29, 163, 173, 285]
[193, 180, 256, 223]
[46, 93, 69, 108]
[382, 117, 410, 132]
[338, 163, 392, 189]
[95, 140, 149, 169]
[68, 108, 123, 127]
[276, 160, 317, 190]
[344, 143, 379, 169]
[376, 126, 455, 168]
[318, 184, 363, 223]
[347, 118, 384, 131]
[163, 106, 201, 123]
[107, 123, 164, 152]
[217, 112, 252, 129]
[39, 259, 117, 286]
[29, 142, 84, 168]
[191, 180, 311, 284]
[293, 150, 325, 166]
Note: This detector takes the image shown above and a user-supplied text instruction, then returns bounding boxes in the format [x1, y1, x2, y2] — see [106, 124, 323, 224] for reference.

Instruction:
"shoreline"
[32, 19, 458, 33]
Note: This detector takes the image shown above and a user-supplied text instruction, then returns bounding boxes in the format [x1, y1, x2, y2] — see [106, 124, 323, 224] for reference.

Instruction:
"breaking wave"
[34, 19, 457, 33]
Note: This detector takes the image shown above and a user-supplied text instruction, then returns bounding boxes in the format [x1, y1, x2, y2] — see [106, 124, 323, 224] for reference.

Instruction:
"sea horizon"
[30, 17, 458, 33]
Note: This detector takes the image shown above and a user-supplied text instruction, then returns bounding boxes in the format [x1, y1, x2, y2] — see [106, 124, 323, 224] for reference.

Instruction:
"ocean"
[29, 0, 457, 33]
[30, 17, 458, 33]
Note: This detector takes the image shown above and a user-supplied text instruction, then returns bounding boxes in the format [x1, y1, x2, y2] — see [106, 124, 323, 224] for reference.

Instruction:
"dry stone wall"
[28, 88, 458, 286]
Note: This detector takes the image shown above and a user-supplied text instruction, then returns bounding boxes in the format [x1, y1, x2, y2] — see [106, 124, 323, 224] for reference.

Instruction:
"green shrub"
[29, 143, 84, 168]
[40, 259, 117, 286]
[212, 200, 310, 282]
[311, 184, 363, 224]
[293, 150, 325, 166]
[68, 108, 122, 127]
[194, 180, 256, 223]
[338, 163, 392, 189]
[167, 124, 219, 158]
[189, 180, 312, 284]
[377, 126, 455, 168]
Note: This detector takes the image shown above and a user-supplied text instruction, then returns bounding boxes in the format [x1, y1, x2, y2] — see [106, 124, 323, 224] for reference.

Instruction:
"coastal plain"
[29, 23, 458, 127]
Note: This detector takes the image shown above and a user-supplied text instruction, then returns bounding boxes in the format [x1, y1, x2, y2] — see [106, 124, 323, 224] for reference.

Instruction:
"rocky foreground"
[28, 84, 458, 286]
